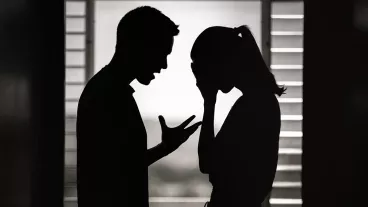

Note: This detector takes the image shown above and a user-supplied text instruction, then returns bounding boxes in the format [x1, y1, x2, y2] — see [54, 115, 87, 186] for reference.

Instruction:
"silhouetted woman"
[191, 25, 285, 207]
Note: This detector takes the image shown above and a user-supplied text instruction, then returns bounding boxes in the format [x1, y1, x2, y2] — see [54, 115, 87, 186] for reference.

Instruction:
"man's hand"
[159, 115, 202, 154]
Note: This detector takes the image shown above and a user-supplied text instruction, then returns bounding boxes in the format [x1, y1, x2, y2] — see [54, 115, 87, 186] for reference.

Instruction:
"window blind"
[64, 1, 86, 206]
[269, 1, 303, 206]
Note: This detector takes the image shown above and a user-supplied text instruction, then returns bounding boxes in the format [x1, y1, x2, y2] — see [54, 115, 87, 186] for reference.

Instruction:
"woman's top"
[206, 91, 281, 206]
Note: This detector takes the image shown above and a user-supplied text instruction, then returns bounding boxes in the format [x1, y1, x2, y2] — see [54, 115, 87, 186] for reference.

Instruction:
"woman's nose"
[162, 58, 168, 69]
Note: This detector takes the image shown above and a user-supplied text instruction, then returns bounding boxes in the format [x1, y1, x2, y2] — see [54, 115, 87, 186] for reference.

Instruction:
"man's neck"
[106, 56, 136, 86]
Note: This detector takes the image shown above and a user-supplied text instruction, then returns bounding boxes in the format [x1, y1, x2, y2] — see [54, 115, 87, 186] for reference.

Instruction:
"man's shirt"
[76, 66, 148, 207]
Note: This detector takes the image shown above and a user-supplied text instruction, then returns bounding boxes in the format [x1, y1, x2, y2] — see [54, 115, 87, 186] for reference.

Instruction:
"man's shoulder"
[79, 70, 135, 110]
[79, 73, 104, 104]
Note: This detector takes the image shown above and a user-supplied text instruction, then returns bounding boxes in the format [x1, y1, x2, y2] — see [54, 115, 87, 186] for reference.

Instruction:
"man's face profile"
[135, 36, 174, 85]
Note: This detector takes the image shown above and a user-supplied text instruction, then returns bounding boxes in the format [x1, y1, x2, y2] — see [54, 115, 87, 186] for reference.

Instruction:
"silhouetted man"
[76, 6, 201, 207]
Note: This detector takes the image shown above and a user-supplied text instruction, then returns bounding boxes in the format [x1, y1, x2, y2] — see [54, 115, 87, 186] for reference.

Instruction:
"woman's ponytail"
[234, 25, 286, 97]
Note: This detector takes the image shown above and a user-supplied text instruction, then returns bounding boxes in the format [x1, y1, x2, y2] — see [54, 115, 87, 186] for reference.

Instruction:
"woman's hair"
[191, 25, 286, 97]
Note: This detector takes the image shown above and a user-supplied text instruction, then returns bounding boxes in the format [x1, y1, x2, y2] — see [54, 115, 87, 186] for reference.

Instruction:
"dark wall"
[0, 1, 64, 207]
[303, 0, 368, 206]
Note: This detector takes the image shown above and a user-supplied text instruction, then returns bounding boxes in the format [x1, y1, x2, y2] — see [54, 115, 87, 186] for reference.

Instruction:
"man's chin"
[221, 87, 233, 94]
[137, 77, 153, 85]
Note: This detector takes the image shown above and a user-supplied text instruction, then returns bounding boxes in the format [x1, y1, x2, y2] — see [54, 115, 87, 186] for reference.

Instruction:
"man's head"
[114, 6, 179, 85]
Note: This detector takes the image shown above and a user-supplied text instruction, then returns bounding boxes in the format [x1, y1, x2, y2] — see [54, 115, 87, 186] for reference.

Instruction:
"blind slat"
[273, 69, 302, 82]
[65, 84, 84, 99]
[281, 120, 302, 131]
[66, 68, 85, 83]
[272, 19, 303, 31]
[66, 51, 86, 66]
[279, 102, 302, 115]
[66, 1, 86, 16]
[66, 18, 86, 32]
[278, 153, 301, 165]
[271, 2, 304, 15]
[66, 34, 86, 49]
[272, 35, 303, 48]
[65, 101, 78, 117]
[271, 53, 303, 65]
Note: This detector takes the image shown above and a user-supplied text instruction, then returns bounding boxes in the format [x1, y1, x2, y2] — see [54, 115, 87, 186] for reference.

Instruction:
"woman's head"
[191, 25, 286, 96]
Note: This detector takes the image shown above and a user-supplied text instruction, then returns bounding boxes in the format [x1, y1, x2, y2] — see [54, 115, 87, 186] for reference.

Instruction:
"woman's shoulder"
[224, 94, 280, 134]
[218, 93, 280, 132]
[233, 93, 279, 114]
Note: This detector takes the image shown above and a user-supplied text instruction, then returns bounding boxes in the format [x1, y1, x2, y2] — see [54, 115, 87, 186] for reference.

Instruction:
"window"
[64, 1, 303, 206]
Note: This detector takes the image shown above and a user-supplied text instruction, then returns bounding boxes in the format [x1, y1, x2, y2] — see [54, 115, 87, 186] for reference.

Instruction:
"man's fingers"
[158, 115, 167, 129]
[179, 115, 196, 128]
[184, 121, 202, 135]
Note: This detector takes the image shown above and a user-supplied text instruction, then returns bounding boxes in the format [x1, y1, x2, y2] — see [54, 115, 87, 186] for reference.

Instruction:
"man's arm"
[146, 143, 170, 166]
[146, 115, 202, 167]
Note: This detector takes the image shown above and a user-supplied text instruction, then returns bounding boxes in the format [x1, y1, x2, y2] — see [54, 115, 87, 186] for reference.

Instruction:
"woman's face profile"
[191, 61, 234, 94]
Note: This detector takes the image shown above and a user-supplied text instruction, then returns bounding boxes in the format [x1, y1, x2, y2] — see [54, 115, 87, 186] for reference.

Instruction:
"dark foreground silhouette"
[76, 6, 201, 207]
[191, 26, 285, 207]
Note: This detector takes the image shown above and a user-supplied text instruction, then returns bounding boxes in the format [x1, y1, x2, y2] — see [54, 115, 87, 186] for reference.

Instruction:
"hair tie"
[233, 27, 241, 35]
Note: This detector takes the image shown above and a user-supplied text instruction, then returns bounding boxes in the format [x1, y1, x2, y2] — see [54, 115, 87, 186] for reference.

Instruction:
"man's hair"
[116, 6, 179, 52]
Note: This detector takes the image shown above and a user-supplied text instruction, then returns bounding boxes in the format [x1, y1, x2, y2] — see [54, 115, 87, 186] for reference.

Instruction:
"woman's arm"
[198, 99, 216, 173]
